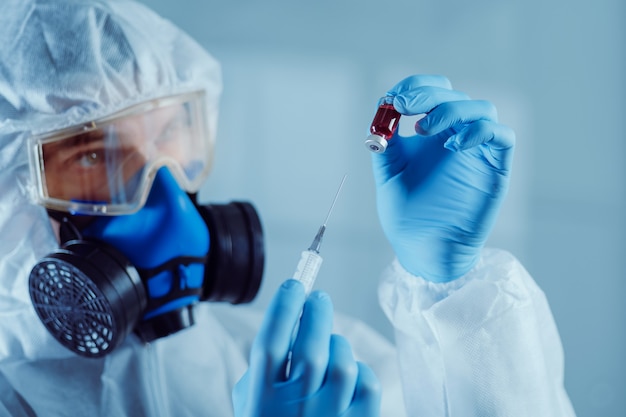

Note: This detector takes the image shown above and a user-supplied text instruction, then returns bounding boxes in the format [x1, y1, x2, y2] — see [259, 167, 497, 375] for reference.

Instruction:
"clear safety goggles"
[29, 90, 213, 215]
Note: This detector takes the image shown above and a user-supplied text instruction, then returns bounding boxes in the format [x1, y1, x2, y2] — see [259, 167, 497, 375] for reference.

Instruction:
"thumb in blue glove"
[372, 74, 515, 282]
[233, 279, 381, 417]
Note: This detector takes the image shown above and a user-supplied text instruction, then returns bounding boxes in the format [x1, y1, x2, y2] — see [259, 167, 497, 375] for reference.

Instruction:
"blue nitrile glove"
[372, 74, 515, 282]
[233, 280, 381, 417]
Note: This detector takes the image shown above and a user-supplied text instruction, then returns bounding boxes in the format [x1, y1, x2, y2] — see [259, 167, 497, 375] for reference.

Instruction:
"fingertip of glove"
[443, 137, 461, 152]
[282, 278, 305, 292]
[307, 289, 331, 302]
[392, 95, 407, 113]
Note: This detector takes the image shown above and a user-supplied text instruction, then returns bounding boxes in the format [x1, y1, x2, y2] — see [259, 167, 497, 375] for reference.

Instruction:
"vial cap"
[364, 134, 388, 154]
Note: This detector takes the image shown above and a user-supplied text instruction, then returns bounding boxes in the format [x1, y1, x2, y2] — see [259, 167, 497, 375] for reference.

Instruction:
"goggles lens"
[31, 91, 213, 215]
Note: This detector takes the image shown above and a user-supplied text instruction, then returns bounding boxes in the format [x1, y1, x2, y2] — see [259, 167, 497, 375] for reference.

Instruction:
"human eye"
[53, 130, 108, 169]
[75, 148, 106, 168]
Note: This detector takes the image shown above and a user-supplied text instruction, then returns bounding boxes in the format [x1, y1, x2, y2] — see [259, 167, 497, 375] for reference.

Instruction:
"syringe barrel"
[293, 250, 323, 295]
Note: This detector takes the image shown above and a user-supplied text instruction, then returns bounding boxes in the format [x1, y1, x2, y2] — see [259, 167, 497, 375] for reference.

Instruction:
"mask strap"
[137, 255, 208, 279]
[46, 209, 83, 243]
[136, 255, 208, 311]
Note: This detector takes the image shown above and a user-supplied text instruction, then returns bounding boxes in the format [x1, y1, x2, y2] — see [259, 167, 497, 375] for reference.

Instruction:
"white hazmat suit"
[0, 0, 576, 416]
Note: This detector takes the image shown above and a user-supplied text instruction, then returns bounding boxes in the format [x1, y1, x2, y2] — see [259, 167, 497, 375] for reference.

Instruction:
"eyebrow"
[42, 129, 108, 154]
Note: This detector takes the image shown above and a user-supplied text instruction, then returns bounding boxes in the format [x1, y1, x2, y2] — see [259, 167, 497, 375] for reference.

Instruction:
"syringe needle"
[294, 174, 348, 294]
[308, 225, 326, 253]
[286, 174, 348, 379]
[308, 174, 347, 253]
[323, 173, 347, 227]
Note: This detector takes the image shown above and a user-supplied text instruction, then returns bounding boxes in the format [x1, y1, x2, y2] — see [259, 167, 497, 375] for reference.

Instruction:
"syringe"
[292, 174, 347, 294]
[285, 174, 347, 379]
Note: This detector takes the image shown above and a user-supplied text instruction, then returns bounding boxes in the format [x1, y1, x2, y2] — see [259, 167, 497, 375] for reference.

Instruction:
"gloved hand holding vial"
[370, 75, 516, 282]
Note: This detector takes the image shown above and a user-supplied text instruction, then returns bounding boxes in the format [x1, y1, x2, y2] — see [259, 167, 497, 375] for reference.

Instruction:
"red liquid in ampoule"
[364, 96, 401, 153]
[370, 102, 401, 139]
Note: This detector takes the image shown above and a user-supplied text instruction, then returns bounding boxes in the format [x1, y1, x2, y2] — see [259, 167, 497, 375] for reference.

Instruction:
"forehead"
[34, 91, 202, 144]
[40, 102, 187, 154]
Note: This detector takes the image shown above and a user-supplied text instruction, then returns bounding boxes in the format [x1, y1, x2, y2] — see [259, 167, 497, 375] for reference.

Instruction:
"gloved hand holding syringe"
[284, 174, 347, 379]
[237, 172, 382, 415]
[292, 173, 347, 295]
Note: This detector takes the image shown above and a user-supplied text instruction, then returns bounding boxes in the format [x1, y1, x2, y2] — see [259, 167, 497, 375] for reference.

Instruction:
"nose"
[81, 166, 209, 270]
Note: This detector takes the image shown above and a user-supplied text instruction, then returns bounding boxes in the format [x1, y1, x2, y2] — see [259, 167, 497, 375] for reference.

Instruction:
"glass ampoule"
[364, 96, 401, 153]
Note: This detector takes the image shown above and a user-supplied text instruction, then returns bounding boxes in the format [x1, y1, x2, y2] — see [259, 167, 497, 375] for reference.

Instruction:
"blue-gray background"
[142, 1, 624, 415]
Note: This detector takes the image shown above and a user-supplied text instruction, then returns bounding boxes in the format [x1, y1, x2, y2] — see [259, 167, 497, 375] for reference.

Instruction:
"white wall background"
[141, 1, 625, 415]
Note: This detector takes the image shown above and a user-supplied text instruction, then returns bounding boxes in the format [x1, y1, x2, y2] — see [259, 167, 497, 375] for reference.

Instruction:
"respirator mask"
[27, 91, 264, 358]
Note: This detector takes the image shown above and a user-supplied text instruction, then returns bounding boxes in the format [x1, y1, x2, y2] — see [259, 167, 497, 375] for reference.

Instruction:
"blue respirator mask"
[27, 92, 264, 358]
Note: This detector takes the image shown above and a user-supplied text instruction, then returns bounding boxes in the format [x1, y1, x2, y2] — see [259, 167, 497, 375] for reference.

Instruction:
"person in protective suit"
[0, 0, 576, 416]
